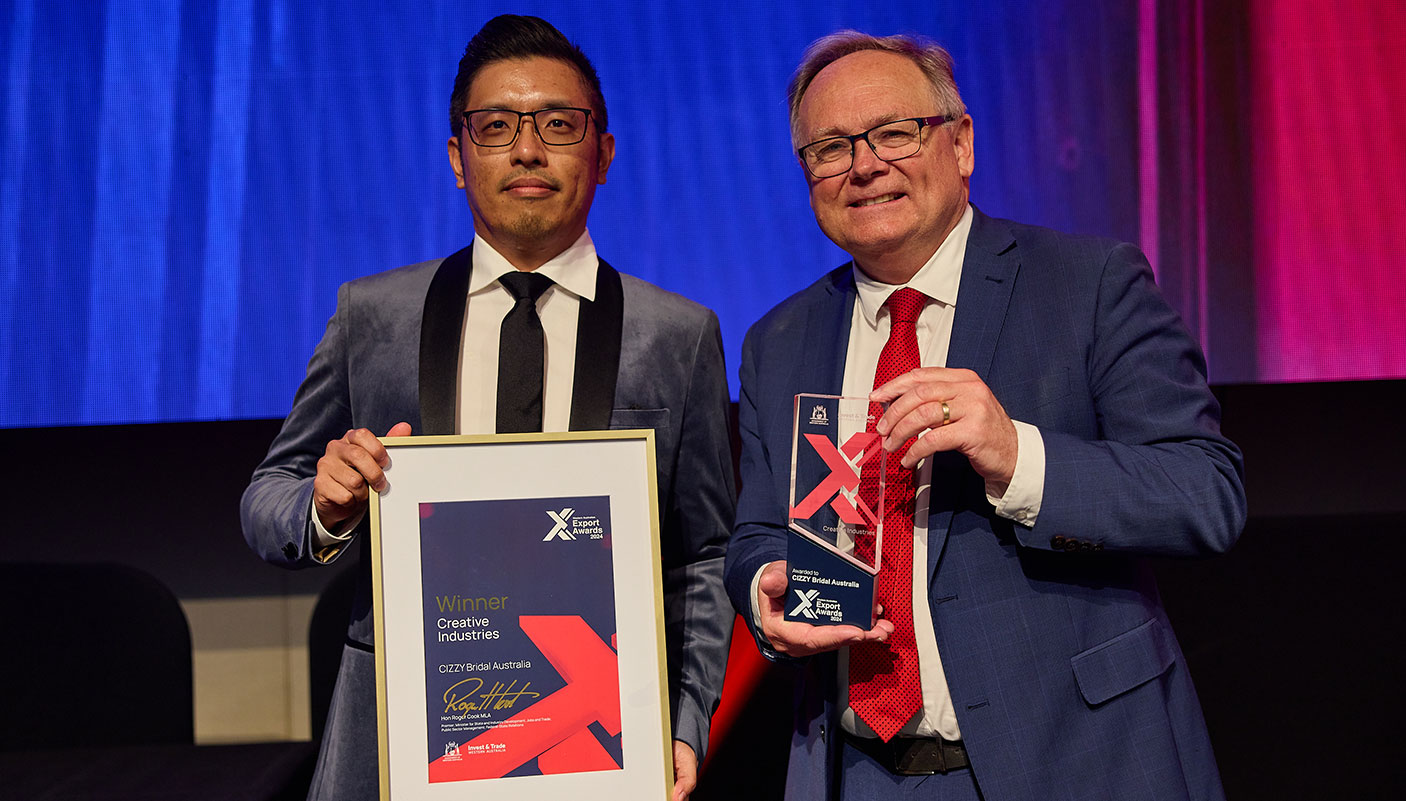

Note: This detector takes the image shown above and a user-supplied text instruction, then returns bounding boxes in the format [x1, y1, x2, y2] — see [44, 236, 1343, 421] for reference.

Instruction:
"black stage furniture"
[0, 562, 316, 800]
[1, 561, 194, 750]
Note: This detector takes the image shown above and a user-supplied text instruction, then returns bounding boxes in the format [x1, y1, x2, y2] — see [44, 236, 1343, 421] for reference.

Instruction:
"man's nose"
[510, 116, 548, 165]
[848, 138, 888, 180]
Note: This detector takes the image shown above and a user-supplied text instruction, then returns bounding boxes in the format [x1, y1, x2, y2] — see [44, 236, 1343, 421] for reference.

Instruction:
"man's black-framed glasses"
[462, 107, 594, 147]
[798, 114, 958, 178]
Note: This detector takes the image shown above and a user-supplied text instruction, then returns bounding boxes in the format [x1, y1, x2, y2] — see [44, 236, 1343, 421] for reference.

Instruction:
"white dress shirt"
[311, 230, 600, 549]
[753, 204, 1047, 741]
[456, 230, 598, 434]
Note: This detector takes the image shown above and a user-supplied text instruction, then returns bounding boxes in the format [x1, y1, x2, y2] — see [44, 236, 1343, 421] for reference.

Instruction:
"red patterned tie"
[850, 287, 926, 742]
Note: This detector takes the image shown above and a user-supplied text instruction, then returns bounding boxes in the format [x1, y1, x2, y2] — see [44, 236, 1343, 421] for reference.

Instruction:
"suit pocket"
[1070, 617, 1178, 706]
[609, 408, 670, 436]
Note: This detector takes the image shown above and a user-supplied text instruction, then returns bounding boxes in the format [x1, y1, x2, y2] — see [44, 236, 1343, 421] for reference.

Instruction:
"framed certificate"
[368, 431, 672, 800]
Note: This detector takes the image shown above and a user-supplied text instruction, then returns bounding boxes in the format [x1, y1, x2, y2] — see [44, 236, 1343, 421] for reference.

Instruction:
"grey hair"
[786, 30, 967, 148]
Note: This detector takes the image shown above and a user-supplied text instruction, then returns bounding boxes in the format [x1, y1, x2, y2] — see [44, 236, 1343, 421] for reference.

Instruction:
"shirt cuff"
[985, 420, 1045, 527]
[310, 499, 363, 564]
[749, 565, 768, 634]
[748, 563, 786, 658]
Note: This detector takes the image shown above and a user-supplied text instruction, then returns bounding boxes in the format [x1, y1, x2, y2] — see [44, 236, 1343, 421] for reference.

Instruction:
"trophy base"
[783, 528, 876, 627]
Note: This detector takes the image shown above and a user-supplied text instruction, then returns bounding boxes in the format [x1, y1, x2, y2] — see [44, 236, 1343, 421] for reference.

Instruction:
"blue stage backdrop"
[1, 1, 1139, 427]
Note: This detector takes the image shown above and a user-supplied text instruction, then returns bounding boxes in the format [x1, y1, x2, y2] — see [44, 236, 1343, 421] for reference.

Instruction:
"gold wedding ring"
[940, 400, 951, 426]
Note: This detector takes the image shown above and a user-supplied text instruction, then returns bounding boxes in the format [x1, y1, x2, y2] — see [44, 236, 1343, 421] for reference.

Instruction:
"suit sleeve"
[240, 281, 360, 568]
[660, 311, 737, 761]
[722, 323, 792, 662]
[1023, 243, 1247, 556]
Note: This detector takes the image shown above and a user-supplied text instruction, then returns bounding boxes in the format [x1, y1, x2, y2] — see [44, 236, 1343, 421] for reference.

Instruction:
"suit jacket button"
[1050, 535, 1066, 550]
[1065, 539, 1082, 551]
[1093, 542, 1105, 551]
[282, 543, 297, 559]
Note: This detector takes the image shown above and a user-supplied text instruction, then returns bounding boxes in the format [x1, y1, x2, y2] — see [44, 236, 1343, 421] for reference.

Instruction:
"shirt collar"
[469, 229, 599, 301]
[852, 203, 973, 326]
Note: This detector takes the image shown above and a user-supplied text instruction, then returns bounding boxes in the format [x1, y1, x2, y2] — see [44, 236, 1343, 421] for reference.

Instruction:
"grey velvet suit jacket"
[241, 247, 735, 799]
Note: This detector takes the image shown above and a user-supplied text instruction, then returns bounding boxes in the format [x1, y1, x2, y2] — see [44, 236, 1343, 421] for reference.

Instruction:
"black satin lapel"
[568, 258, 623, 431]
[418, 245, 473, 435]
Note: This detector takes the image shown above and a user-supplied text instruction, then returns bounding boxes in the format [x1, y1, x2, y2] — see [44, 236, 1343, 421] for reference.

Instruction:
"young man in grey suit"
[241, 15, 734, 801]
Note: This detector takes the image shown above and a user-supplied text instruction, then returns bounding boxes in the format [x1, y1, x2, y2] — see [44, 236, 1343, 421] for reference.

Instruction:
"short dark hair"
[449, 15, 608, 138]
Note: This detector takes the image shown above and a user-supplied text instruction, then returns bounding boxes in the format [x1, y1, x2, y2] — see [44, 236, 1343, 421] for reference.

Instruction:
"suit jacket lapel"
[928, 208, 1019, 579]
[568, 258, 623, 431]
[418, 245, 473, 435]
[418, 249, 622, 435]
[946, 208, 1018, 377]
[800, 264, 857, 397]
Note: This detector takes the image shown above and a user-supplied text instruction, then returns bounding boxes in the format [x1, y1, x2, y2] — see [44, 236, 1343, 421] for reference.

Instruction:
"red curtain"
[1250, 1, 1406, 381]
[1143, 0, 1406, 383]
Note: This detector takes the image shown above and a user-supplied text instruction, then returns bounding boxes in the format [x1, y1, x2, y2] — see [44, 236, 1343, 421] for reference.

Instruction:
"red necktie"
[850, 287, 926, 742]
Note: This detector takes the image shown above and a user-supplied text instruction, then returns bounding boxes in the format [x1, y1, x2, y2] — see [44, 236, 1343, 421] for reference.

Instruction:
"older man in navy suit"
[724, 31, 1245, 800]
[243, 15, 733, 801]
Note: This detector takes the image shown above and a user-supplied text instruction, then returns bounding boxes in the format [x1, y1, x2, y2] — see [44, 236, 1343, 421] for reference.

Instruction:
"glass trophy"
[785, 394, 885, 627]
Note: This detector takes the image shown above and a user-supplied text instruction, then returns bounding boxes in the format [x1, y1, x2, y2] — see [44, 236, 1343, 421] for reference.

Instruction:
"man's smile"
[850, 192, 905, 208]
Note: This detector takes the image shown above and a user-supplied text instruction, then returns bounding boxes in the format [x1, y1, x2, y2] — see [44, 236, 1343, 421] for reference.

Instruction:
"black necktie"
[496, 271, 555, 433]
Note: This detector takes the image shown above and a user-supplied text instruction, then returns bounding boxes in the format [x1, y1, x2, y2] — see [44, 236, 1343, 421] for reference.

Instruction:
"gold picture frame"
[368, 430, 672, 800]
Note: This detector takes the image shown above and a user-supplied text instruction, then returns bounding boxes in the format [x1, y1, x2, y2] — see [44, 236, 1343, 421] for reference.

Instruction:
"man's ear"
[595, 132, 616, 185]
[448, 136, 467, 189]
[953, 115, 974, 179]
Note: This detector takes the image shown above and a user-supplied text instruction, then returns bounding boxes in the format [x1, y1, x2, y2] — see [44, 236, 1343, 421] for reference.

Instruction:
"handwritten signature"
[443, 678, 541, 713]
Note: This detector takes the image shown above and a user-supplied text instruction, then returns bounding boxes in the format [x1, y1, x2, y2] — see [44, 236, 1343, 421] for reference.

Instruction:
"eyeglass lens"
[466, 109, 589, 147]
[804, 119, 925, 177]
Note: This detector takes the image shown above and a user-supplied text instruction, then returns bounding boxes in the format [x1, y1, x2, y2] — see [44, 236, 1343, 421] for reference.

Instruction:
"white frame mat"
[368, 430, 672, 801]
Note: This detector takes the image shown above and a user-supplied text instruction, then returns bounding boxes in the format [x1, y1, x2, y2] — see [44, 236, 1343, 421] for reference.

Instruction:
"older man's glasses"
[798, 114, 958, 178]
[462, 107, 594, 147]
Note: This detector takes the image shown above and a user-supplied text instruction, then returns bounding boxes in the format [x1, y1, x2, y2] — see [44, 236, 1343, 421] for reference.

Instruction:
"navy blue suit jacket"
[724, 209, 1245, 801]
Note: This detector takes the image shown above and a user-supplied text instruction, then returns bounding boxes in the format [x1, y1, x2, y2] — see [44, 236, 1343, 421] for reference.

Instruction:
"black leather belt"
[845, 732, 970, 775]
